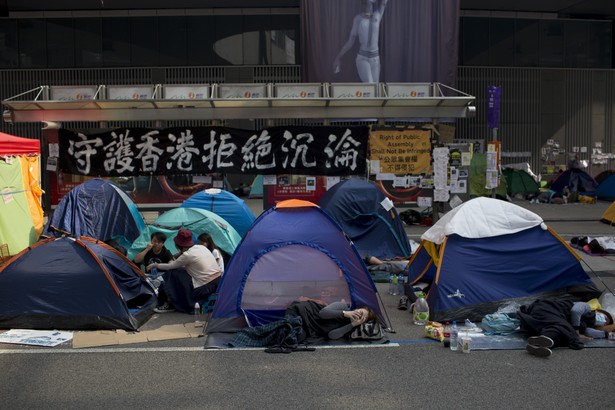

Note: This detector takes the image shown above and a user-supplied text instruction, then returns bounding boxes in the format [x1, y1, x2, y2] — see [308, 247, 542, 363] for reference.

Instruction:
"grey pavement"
[1, 197, 614, 409]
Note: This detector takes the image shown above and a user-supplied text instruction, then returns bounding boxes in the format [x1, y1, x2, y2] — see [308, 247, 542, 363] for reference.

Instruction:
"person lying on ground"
[146, 228, 221, 313]
[518, 299, 615, 358]
[363, 255, 408, 274]
[229, 299, 379, 349]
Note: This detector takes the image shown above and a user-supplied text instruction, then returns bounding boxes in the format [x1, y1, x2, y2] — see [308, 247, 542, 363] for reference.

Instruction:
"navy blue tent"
[0, 236, 156, 330]
[549, 168, 598, 194]
[318, 178, 411, 259]
[43, 178, 145, 247]
[596, 173, 615, 201]
[406, 197, 599, 322]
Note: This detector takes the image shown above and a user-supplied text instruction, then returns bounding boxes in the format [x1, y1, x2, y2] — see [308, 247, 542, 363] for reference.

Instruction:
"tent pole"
[376, 291, 396, 333]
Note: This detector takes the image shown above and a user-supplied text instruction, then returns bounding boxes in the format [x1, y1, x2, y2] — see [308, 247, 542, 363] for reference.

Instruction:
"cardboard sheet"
[72, 323, 200, 348]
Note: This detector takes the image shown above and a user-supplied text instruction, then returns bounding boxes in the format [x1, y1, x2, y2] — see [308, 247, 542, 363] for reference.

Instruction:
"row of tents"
[0, 177, 602, 341]
[502, 166, 615, 201]
[0, 178, 413, 331]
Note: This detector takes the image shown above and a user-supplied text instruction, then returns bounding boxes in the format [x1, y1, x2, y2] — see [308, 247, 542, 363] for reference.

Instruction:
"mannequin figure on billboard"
[332, 0, 389, 83]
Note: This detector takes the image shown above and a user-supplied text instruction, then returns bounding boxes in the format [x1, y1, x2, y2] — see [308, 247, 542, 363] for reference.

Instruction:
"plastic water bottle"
[398, 274, 406, 296]
[194, 302, 201, 322]
[388, 274, 394, 295]
[412, 293, 429, 325]
[450, 320, 459, 351]
[392, 274, 398, 295]
[150, 266, 158, 278]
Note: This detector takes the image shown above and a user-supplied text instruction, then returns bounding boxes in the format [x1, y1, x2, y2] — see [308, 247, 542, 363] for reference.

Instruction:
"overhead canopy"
[0, 132, 40, 155]
[2, 83, 476, 123]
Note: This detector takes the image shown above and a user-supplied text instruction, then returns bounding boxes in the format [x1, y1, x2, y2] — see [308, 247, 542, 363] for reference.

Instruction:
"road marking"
[0, 343, 400, 354]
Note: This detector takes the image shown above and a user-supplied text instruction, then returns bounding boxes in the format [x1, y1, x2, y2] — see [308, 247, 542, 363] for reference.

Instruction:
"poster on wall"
[368, 128, 432, 203]
[263, 175, 328, 209]
[301, 0, 460, 86]
[49, 173, 226, 206]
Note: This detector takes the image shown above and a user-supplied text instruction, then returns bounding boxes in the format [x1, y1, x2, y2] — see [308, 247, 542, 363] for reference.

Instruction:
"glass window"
[102, 17, 131, 67]
[243, 15, 271, 65]
[0, 20, 18, 68]
[271, 14, 298, 65]
[47, 19, 75, 68]
[75, 18, 102, 67]
[588, 22, 611, 69]
[564, 20, 589, 68]
[489, 18, 514, 67]
[18, 19, 47, 68]
[460, 17, 489, 66]
[159, 16, 187, 66]
[131, 17, 159, 67]
[186, 16, 215, 66]
[514, 19, 539, 67]
[214, 15, 244, 65]
[540, 20, 564, 67]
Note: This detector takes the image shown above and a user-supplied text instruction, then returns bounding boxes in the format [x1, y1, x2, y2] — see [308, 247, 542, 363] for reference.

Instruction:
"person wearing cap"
[147, 228, 221, 313]
[519, 299, 615, 358]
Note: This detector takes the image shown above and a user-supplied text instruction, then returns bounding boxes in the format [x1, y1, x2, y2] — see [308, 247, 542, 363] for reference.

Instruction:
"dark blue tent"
[0, 236, 156, 330]
[318, 178, 411, 259]
[43, 178, 145, 246]
[406, 197, 599, 322]
[549, 168, 598, 194]
[596, 173, 615, 201]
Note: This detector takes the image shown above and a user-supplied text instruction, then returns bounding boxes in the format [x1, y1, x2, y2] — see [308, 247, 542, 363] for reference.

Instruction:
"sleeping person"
[229, 299, 378, 349]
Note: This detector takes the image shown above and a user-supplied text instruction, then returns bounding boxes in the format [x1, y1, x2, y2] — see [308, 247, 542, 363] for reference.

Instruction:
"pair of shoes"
[527, 335, 554, 348]
[397, 295, 409, 310]
[264, 347, 292, 354]
[154, 303, 175, 313]
[526, 344, 552, 358]
[292, 345, 316, 352]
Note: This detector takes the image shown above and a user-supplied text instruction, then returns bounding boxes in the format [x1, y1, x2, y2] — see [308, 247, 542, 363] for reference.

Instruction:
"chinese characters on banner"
[368, 129, 432, 203]
[59, 126, 368, 177]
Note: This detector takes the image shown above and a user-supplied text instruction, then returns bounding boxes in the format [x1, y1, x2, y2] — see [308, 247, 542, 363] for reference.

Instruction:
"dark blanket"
[518, 299, 584, 349]
[285, 301, 348, 343]
[229, 301, 350, 347]
[229, 316, 304, 348]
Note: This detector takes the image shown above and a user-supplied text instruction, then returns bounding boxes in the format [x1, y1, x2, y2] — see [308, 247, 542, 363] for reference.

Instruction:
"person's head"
[595, 309, 613, 328]
[174, 228, 194, 253]
[103, 238, 127, 256]
[197, 232, 216, 251]
[150, 231, 167, 251]
[358, 306, 378, 323]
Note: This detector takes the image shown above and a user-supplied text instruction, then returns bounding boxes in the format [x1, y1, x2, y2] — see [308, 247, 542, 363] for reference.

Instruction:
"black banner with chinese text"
[58, 126, 368, 176]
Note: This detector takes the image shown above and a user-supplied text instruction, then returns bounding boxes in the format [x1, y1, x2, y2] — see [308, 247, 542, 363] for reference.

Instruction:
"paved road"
[1, 198, 614, 409]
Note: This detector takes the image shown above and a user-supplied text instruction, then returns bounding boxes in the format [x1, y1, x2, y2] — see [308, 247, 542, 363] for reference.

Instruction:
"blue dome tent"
[43, 178, 145, 248]
[0, 236, 156, 330]
[406, 197, 599, 322]
[205, 199, 390, 346]
[318, 178, 411, 259]
[181, 188, 256, 237]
